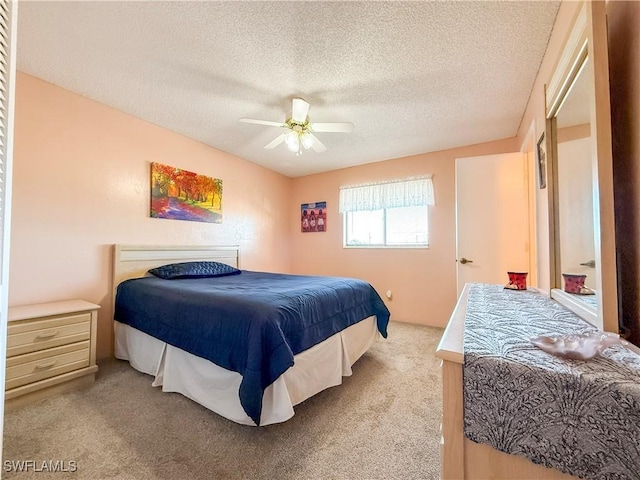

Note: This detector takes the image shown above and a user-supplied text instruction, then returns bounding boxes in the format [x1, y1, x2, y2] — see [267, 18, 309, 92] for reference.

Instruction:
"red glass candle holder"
[505, 271, 528, 290]
[562, 273, 587, 294]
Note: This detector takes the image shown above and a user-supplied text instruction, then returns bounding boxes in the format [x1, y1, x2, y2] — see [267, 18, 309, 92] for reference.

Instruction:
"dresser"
[5, 299, 99, 408]
[436, 284, 577, 480]
[436, 283, 640, 479]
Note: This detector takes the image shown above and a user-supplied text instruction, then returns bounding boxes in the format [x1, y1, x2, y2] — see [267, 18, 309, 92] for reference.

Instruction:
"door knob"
[459, 257, 473, 265]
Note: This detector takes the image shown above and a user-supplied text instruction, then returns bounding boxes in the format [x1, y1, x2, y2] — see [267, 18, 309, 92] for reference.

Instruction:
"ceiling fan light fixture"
[284, 131, 297, 147]
[285, 131, 300, 152]
[241, 97, 353, 155]
[300, 132, 314, 150]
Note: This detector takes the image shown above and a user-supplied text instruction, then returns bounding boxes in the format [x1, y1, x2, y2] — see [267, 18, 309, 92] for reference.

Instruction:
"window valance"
[339, 176, 434, 213]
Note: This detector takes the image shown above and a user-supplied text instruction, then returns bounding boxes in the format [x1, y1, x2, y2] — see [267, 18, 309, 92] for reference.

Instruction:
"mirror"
[546, 1, 618, 332]
[556, 59, 598, 314]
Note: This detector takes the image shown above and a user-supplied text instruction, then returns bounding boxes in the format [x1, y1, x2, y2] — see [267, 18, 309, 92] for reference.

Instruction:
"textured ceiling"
[17, 1, 560, 178]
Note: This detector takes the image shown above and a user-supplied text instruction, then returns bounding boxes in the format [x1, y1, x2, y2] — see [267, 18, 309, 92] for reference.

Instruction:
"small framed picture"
[301, 202, 326, 232]
[537, 132, 547, 189]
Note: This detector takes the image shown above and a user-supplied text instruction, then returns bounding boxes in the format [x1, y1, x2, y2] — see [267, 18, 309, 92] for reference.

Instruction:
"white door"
[455, 153, 531, 295]
[0, 0, 18, 469]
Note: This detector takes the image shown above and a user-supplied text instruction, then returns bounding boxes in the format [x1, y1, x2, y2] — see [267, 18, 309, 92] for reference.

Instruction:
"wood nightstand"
[5, 299, 99, 409]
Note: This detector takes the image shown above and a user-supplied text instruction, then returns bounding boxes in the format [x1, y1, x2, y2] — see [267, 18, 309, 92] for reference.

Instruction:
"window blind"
[0, 0, 13, 276]
[339, 176, 434, 213]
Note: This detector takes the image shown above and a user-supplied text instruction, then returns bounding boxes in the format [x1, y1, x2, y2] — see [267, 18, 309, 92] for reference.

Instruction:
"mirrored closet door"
[545, 0, 618, 333]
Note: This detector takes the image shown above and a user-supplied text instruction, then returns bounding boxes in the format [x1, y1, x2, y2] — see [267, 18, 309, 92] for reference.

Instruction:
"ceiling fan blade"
[240, 118, 285, 127]
[311, 122, 354, 133]
[309, 133, 327, 153]
[291, 98, 310, 123]
[264, 133, 286, 149]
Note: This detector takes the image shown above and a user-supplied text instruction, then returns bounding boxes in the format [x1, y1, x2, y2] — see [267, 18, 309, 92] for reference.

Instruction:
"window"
[340, 177, 434, 248]
[344, 205, 429, 247]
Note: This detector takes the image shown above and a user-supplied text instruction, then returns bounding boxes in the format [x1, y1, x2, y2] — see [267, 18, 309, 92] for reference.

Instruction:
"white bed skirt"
[114, 317, 378, 426]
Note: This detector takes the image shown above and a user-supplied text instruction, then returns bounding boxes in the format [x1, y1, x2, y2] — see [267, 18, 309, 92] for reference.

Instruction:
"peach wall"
[607, 0, 640, 344]
[289, 137, 519, 329]
[10, 73, 292, 359]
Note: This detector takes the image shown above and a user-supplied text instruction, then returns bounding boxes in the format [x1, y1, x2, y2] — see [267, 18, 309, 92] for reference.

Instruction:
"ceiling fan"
[240, 98, 354, 155]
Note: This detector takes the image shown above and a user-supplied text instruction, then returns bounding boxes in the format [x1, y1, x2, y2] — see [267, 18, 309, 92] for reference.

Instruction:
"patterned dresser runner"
[463, 283, 640, 480]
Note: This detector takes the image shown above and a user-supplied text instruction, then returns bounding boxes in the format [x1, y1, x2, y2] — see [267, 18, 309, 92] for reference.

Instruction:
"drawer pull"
[35, 330, 60, 340]
[34, 360, 57, 370]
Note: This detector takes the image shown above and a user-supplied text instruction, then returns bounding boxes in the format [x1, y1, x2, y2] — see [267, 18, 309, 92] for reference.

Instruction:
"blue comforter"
[114, 271, 390, 425]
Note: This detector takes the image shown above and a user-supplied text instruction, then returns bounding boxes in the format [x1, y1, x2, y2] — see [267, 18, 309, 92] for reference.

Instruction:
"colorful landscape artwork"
[150, 162, 223, 223]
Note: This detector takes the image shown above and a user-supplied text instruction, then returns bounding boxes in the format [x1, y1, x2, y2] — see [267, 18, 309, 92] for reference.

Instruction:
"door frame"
[521, 120, 539, 288]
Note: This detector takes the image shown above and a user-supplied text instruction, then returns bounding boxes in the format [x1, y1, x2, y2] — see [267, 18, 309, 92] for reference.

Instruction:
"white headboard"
[112, 244, 240, 306]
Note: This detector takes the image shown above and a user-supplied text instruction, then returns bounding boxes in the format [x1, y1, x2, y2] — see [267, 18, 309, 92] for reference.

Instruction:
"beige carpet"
[3, 322, 444, 480]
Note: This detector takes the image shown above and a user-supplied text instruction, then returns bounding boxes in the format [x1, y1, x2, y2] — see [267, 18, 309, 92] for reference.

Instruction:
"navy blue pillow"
[148, 261, 241, 280]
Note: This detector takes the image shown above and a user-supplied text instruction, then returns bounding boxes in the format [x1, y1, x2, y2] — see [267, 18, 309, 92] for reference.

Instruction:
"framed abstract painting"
[150, 162, 223, 223]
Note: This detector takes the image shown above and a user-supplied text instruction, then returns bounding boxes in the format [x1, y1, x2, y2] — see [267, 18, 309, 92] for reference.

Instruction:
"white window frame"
[339, 177, 434, 249]
[343, 205, 430, 248]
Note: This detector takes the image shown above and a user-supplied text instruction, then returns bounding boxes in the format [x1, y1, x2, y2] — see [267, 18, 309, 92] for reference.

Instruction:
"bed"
[112, 244, 390, 426]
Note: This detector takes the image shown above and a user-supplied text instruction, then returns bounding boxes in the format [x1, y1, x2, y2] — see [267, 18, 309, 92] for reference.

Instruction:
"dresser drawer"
[7, 312, 91, 357]
[5, 341, 90, 390]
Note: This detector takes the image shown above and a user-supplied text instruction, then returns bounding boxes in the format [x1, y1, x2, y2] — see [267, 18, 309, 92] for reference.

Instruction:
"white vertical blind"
[339, 176, 435, 213]
[0, 0, 13, 275]
[0, 0, 17, 463]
